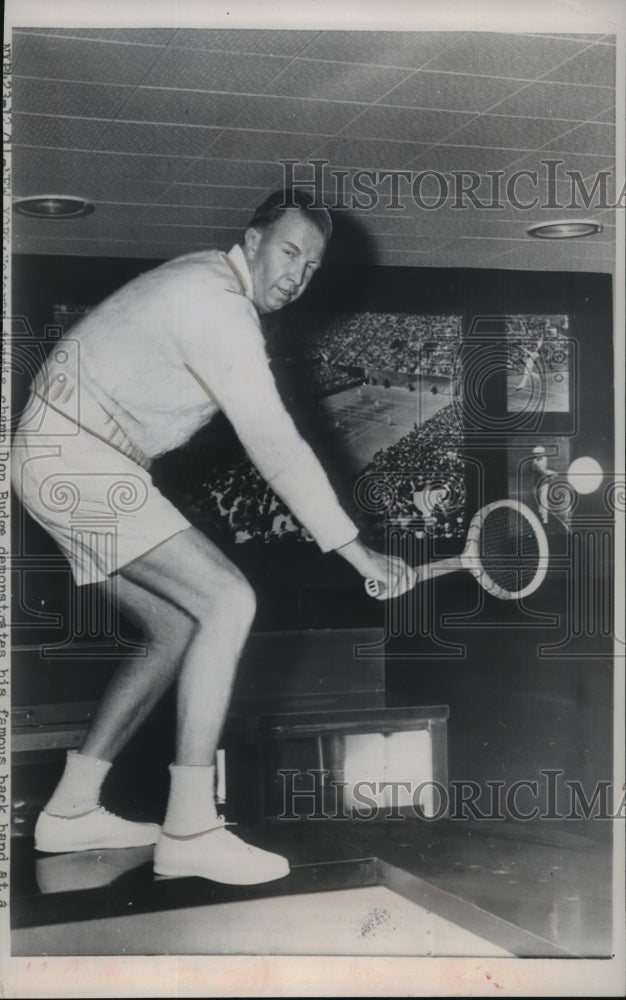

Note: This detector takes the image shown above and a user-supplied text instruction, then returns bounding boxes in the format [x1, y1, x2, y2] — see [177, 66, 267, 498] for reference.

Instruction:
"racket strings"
[479, 507, 540, 594]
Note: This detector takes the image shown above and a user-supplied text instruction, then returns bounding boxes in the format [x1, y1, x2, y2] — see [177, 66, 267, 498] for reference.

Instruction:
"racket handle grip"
[364, 557, 459, 598]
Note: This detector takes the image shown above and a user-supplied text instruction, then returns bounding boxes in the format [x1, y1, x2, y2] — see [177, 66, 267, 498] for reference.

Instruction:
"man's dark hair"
[247, 189, 332, 242]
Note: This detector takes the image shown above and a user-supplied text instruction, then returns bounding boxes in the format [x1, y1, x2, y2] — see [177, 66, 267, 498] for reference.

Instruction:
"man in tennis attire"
[531, 445, 558, 525]
[515, 334, 544, 392]
[12, 192, 415, 884]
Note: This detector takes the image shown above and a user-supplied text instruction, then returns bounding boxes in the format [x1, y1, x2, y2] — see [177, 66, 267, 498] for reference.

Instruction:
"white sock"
[163, 764, 219, 836]
[45, 750, 112, 817]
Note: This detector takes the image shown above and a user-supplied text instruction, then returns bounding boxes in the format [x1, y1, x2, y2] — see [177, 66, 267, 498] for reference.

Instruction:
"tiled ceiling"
[9, 27, 617, 272]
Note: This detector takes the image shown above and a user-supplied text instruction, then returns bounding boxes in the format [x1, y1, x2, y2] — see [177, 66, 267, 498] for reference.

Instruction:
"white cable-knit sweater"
[32, 244, 358, 554]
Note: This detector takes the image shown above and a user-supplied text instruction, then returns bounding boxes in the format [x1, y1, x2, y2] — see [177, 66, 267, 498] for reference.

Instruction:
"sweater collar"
[225, 244, 254, 302]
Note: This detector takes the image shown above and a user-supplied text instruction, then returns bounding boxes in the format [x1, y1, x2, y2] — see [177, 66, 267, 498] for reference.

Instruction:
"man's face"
[244, 209, 327, 314]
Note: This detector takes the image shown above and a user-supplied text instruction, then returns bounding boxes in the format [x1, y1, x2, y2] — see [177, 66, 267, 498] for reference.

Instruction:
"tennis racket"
[365, 499, 549, 601]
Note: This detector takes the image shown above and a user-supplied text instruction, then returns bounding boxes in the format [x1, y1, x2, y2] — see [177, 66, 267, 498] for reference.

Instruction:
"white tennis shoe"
[153, 817, 290, 885]
[34, 807, 161, 853]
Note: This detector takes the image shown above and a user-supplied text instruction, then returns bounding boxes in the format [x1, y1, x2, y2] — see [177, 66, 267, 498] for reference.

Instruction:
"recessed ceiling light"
[13, 195, 94, 219]
[527, 220, 603, 239]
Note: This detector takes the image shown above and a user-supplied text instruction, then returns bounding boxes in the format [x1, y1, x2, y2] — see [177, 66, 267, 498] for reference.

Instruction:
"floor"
[11, 816, 613, 958]
[13, 885, 513, 957]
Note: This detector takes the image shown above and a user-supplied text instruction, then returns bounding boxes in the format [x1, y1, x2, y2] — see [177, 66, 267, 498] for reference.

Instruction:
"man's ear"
[244, 226, 262, 260]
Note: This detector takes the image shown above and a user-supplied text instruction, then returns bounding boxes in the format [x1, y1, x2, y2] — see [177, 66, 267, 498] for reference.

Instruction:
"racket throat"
[417, 555, 463, 581]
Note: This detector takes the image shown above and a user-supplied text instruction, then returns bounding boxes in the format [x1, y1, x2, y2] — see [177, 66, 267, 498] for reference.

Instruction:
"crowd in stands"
[179, 402, 466, 545]
[362, 404, 466, 540]
[297, 311, 462, 377]
[303, 358, 359, 396]
[266, 310, 463, 393]
[180, 456, 313, 545]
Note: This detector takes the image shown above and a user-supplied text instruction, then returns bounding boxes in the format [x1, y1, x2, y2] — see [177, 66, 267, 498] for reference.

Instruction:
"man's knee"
[225, 571, 257, 626]
[134, 602, 196, 662]
[200, 566, 256, 628]
[147, 609, 196, 656]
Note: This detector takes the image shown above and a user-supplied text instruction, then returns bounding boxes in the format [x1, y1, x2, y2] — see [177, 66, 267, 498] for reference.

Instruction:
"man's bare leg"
[113, 527, 288, 882]
[117, 526, 257, 765]
[115, 527, 288, 882]
[79, 573, 195, 761]
[36, 564, 197, 851]
[37, 526, 289, 880]
[38, 527, 250, 836]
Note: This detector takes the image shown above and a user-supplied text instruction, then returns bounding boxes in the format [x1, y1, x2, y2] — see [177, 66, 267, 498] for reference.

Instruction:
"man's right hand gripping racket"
[365, 499, 549, 601]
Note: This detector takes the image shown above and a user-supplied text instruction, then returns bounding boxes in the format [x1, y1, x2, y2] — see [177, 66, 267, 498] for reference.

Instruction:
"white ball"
[567, 456, 603, 494]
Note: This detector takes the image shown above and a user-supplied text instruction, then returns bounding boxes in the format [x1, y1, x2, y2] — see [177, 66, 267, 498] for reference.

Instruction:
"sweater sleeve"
[177, 282, 359, 553]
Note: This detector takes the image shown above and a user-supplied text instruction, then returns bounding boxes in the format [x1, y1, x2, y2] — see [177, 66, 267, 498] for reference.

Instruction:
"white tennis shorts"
[12, 399, 191, 586]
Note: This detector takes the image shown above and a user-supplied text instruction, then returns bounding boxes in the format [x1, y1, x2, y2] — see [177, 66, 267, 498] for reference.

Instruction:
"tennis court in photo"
[316, 377, 457, 473]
